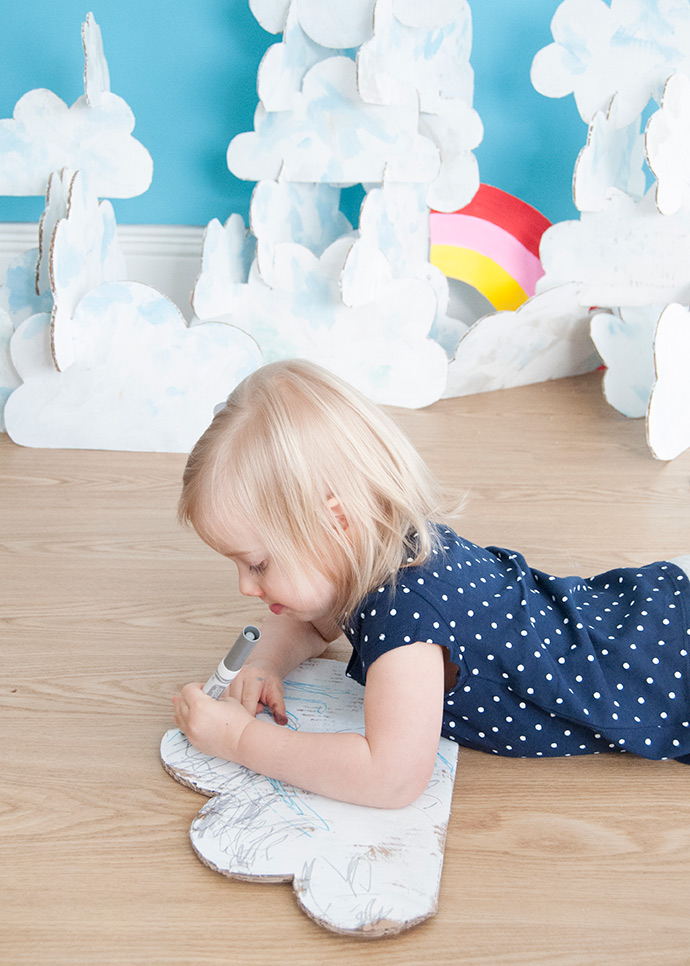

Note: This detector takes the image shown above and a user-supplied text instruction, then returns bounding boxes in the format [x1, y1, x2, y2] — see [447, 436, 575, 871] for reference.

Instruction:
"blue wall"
[0, 1, 585, 227]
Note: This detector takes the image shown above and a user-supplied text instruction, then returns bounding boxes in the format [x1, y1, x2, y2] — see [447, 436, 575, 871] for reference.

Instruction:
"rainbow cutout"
[430, 184, 551, 312]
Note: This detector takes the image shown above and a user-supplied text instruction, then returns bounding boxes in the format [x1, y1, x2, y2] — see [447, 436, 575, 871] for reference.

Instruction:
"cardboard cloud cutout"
[0, 13, 152, 197]
[590, 306, 659, 418]
[194, 235, 447, 408]
[82, 12, 110, 109]
[358, 0, 474, 113]
[47, 169, 127, 371]
[444, 283, 601, 398]
[647, 303, 690, 460]
[358, 0, 481, 212]
[0, 307, 20, 432]
[296, 0, 375, 49]
[251, 180, 353, 285]
[538, 189, 690, 308]
[256, 4, 346, 113]
[0, 249, 52, 329]
[5, 281, 262, 453]
[227, 56, 440, 185]
[531, 0, 690, 126]
[248, 0, 291, 34]
[573, 96, 647, 212]
[161, 659, 458, 936]
[192, 215, 257, 322]
[646, 72, 690, 216]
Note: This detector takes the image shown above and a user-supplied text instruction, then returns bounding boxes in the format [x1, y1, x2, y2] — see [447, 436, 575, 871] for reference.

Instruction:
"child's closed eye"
[249, 560, 268, 575]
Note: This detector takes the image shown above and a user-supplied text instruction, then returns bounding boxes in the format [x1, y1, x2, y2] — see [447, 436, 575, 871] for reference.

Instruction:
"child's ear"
[326, 495, 349, 531]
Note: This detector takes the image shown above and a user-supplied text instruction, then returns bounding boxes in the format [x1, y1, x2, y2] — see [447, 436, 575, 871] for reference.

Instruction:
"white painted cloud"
[256, 3, 348, 112]
[351, 179, 468, 354]
[192, 215, 256, 322]
[647, 302, 690, 460]
[82, 12, 110, 109]
[5, 282, 262, 453]
[393, 0, 466, 28]
[227, 56, 439, 186]
[293, 0, 376, 48]
[590, 306, 659, 418]
[646, 72, 690, 215]
[0, 14, 151, 198]
[251, 180, 353, 284]
[0, 306, 20, 432]
[573, 96, 646, 212]
[538, 188, 690, 308]
[0, 249, 52, 328]
[445, 283, 600, 397]
[248, 0, 291, 34]
[358, 0, 480, 212]
[196, 235, 448, 408]
[48, 169, 127, 371]
[359, 0, 474, 113]
[531, 0, 690, 126]
[249, 0, 376, 48]
[0, 88, 152, 198]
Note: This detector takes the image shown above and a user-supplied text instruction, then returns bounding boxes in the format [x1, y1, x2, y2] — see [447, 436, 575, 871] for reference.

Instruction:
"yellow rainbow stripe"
[430, 244, 528, 312]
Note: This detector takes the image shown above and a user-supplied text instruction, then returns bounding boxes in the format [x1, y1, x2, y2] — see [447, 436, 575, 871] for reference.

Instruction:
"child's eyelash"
[249, 561, 267, 575]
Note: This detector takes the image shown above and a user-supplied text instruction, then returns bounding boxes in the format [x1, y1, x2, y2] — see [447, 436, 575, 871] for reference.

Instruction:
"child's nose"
[238, 571, 263, 598]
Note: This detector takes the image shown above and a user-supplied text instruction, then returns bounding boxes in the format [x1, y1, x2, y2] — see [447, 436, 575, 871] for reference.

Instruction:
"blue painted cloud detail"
[257, 4, 347, 112]
[590, 306, 659, 417]
[0, 88, 153, 198]
[228, 57, 440, 185]
[531, 0, 690, 126]
[573, 97, 647, 212]
[359, 0, 474, 112]
[0, 250, 52, 328]
[445, 283, 601, 397]
[194, 235, 447, 408]
[192, 216, 257, 322]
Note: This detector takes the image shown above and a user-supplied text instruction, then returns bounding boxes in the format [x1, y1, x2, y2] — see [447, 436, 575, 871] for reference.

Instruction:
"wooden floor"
[2, 370, 690, 966]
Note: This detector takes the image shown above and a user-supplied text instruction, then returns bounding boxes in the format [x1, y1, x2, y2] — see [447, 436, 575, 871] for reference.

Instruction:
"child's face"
[205, 517, 338, 624]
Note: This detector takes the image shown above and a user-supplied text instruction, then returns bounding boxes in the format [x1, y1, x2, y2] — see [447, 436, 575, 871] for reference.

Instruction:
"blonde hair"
[179, 359, 461, 625]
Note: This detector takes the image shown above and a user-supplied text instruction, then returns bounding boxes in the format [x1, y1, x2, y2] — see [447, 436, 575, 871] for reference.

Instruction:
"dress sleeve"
[345, 582, 458, 683]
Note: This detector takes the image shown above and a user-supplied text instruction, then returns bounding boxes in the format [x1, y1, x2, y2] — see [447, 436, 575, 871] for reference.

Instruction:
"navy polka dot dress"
[344, 527, 690, 763]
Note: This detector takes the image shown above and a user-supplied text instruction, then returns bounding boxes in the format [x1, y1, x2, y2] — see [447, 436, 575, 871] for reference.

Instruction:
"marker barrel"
[202, 625, 261, 699]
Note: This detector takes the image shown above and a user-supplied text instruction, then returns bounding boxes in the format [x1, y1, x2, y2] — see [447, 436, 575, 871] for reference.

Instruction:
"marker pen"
[202, 625, 261, 699]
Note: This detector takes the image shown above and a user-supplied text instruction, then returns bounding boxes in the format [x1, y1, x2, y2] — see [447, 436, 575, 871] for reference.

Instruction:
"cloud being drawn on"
[161, 658, 458, 937]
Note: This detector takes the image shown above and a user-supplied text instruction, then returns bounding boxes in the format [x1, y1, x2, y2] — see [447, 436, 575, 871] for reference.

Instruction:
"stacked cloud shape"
[532, 0, 690, 458]
[0, 14, 152, 198]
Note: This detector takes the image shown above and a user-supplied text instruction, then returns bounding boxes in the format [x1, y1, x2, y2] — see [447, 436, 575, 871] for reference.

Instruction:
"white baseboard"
[0, 222, 205, 321]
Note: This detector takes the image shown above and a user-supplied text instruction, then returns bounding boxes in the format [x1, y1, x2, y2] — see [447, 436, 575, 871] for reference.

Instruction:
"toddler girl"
[172, 359, 690, 808]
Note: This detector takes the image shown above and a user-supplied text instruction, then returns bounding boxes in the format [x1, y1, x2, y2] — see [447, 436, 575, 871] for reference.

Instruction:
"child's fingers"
[228, 675, 265, 717]
[264, 682, 287, 725]
[172, 684, 205, 727]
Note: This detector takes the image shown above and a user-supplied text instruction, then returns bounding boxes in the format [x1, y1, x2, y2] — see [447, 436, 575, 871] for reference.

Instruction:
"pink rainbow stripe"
[429, 212, 545, 296]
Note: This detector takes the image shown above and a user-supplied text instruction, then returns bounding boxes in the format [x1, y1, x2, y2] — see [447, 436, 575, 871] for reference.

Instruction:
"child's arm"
[172, 640, 445, 809]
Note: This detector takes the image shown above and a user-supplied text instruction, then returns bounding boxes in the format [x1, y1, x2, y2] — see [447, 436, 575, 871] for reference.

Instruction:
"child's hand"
[172, 684, 255, 761]
[227, 660, 288, 726]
